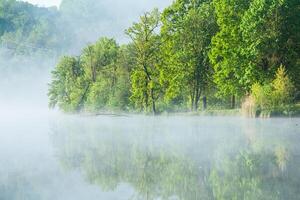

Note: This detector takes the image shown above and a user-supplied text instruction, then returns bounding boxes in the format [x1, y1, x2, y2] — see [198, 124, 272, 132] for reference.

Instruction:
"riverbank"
[78, 104, 300, 118]
[186, 105, 300, 118]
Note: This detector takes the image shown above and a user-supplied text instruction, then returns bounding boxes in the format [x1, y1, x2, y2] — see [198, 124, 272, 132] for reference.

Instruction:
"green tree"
[240, 0, 300, 91]
[210, 0, 300, 108]
[126, 9, 161, 114]
[48, 56, 85, 112]
[81, 38, 120, 111]
[249, 66, 295, 116]
[109, 44, 135, 110]
[161, 0, 217, 111]
[0, 0, 69, 55]
[209, 0, 250, 108]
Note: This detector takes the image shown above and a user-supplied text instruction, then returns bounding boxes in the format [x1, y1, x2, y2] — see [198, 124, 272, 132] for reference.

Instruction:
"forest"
[1, 0, 299, 116]
[48, 0, 300, 116]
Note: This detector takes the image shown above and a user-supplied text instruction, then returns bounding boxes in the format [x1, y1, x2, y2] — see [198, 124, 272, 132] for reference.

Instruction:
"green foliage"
[48, 37, 132, 112]
[0, 0, 70, 55]
[250, 66, 295, 116]
[81, 37, 118, 83]
[126, 9, 161, 114]
[210, 0, 300, 99]
[272, 66, 295, 106]
[47, 0, 299, 115]
[160, 0, 218, 111]
[48, 56, 86, 112]
[209, 0, 250, 97]
[86, 79, 111, 111]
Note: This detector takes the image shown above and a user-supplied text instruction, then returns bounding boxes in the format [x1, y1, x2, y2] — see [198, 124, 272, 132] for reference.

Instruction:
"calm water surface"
[0, 111, 299, 200]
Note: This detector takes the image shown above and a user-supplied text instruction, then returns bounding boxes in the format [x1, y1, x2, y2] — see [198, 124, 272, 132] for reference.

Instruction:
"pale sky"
[21, 0, 173, 44]
[22, 0, 172, 8]
[22, 0, 62, 7]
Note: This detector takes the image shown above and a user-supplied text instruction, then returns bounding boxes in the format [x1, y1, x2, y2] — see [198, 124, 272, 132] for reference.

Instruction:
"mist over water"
[0, 1, 299, 200]
[0, 104, 300, 199]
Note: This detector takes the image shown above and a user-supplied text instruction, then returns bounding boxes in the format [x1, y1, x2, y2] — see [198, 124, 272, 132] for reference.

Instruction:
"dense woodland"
[0, 0, 67, 54]
[1, 0, 299, 116]
[0, 0, 129, 54]
[49, 0, 300, 116]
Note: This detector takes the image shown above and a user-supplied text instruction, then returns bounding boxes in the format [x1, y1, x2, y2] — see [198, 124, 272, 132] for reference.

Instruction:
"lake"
[0, 111, 299, 200]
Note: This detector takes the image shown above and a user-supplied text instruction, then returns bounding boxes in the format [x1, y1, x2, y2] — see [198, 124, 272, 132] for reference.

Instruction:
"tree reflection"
[50, 117, 300, 200]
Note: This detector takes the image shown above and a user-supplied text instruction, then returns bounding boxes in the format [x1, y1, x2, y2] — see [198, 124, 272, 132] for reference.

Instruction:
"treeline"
[0, 0, 119, 55]
[49, 0, 300, 114]
[0, 0, 69, 55]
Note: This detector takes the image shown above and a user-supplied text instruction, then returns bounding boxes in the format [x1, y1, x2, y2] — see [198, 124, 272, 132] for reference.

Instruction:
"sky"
[20, 0, 173, 45]
[22, 0, 172, 8]
[22, 0, 61, 7]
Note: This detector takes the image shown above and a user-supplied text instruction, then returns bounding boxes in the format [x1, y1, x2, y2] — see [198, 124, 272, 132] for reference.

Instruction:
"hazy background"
[23, 0, 62, 7]
[22, 0, 173, 44]
[0, 0, 173, 113]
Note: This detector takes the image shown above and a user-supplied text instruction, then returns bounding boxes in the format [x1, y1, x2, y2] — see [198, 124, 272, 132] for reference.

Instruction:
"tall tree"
[81, 38, 118, 83]
[161, 0, 217, 111]
[209, 0, 250, 108]
[48, 56, 85, 112]
[81, 38, 119, 111]
[240, 0, 300, 90]
[210, 0, 300, 108]
[126, 9, 161, 114]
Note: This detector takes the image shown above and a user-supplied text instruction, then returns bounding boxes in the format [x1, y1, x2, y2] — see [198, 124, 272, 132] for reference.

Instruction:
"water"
[0, 112, 299, 200]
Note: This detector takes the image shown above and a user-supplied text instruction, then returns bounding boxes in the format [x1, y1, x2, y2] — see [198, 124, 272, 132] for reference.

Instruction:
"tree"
[209, 0, 250, 108]
[0, 0, 69, 55]
[161, 0, 217, 111]
[109, 44, 135, 110]
[48, 38, 128, 112]
[81, 38, 118, 82]
[249, 66, 295, 116]
[81, 38, 120, 111]
[48, 56, 85, 112]
[240, 0, 300, 90]
[126, 9, 161, 114]
[210, 0, 300, 109]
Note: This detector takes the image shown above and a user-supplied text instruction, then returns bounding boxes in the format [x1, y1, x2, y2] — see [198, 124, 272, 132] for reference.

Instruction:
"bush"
[271, 65, 295, 106]
[241, 95, 256, 117]
[244, 66, 295, 117]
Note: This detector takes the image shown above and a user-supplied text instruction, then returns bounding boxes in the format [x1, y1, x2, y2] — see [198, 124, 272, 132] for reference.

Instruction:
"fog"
[1, 0, 300, 199]
[1, 0, 173, 112]
[59, 0, 173, 50]
[1, 113, 300, 199]
[0, 50, 54, 117]
[23, 0, 62, 7]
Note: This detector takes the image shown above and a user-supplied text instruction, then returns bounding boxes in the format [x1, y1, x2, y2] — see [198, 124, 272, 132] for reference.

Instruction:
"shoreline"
[77, 108, 300, 118]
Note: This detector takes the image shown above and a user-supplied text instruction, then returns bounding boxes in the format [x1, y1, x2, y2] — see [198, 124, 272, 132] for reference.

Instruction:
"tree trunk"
[191, 94, 195, 111]
[77, 82, 91, 111]
[145, 90, 149, 111]
[195, 88, 202, 111]
[203, 96, 207, 110]
[150, 88, 156, 115]
[231, 95, 236, 109]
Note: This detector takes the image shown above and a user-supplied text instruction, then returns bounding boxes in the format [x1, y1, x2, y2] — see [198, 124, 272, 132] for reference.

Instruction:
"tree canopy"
[44, 0, 300, 114]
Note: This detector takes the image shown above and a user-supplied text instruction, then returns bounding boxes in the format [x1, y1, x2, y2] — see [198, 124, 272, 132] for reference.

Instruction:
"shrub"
[271, 65, 295, 107]
[244, 66, 295, 117]
[241, 95, 256, 117]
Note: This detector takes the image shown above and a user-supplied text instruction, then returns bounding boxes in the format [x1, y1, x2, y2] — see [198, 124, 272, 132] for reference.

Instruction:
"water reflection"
[50, 116, 300, 200]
